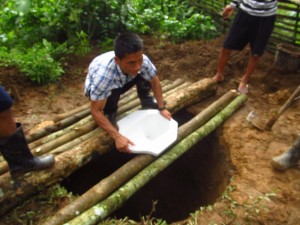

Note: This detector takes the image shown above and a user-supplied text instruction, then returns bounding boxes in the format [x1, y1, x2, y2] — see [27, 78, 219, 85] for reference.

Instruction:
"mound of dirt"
[1, 35, 300, 224]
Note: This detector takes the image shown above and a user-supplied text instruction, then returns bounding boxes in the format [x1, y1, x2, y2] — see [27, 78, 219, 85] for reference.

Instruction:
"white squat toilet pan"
[117, 109, 178, 156]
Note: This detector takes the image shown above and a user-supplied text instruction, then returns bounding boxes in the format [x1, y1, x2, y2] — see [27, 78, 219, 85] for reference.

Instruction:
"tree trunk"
[0, 78, 217, 217]
[66, 94, 248, 225]
[41, 90, 238, 225]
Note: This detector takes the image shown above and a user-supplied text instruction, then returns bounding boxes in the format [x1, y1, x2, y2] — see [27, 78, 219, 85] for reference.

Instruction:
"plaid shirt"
[84, 51, 157, 101]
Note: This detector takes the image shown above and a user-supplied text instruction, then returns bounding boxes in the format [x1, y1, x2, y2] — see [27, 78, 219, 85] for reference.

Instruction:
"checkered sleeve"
[84, 56, 115, 101]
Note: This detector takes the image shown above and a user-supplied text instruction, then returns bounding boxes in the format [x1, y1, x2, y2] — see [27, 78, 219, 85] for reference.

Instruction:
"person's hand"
[160, 109, 172, 121]
[115, 134, 134, 153]
[222, 5, 235, 19]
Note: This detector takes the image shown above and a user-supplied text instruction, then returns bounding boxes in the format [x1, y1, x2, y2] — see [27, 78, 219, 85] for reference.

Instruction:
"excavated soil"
[1, 35, 300, 224]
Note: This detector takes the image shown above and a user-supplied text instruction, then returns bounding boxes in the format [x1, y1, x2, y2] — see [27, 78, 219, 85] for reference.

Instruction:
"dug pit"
[61, 109, 234, 223]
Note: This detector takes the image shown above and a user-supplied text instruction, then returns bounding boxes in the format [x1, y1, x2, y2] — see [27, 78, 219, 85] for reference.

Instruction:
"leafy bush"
[125, 0, 218, 42]
[1, 40, 68, 84]
[0, 0, 219, 84]
[16, 41, 66, 84]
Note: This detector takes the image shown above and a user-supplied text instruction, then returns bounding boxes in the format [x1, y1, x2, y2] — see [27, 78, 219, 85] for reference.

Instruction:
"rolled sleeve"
[84, 53, 116, 101]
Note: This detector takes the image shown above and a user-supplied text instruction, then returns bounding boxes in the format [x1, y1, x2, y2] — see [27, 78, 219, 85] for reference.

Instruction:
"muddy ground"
[0, 35, 300, 224]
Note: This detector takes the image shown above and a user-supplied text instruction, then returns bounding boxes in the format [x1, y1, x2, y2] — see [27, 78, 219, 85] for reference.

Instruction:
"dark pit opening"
[61, 108, 233, 223]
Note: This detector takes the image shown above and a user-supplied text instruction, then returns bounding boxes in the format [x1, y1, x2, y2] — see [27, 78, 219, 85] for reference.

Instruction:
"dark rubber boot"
[271, 136, 300, 171]
[136, 79, 158, 109]
[0, 123, 55, 177]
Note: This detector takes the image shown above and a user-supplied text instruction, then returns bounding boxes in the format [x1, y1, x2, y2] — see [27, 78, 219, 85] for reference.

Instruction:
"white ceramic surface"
[117, 109, 178, 156]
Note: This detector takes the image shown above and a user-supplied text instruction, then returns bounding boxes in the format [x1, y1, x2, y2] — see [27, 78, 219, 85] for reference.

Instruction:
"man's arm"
[90, 100, 133, 153]
[149, 75, 172, 120]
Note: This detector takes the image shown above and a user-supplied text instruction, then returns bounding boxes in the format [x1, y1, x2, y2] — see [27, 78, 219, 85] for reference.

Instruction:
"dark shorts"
[223, 10, 276, 56]
[0, 86, 13, 112]
[104, 75, 148, 114]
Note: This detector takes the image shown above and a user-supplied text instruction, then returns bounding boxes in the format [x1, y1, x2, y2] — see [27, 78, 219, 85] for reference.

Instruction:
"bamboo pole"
[65, 94, 248, 225]
[52, 103, 90, 123]
[42, 90, 238, 225]
[31, 121, 99, 155]
[28, 115, 94, 150]
[0, 78, 217, 217]
[49, 128, 102, 155]
[26, 108, 91, 143]
[119, 79, 173, 105]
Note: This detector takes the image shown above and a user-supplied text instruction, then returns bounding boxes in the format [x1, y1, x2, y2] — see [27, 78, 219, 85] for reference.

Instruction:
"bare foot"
[238, 82, 249, 94]
[213, 74, 224, 83]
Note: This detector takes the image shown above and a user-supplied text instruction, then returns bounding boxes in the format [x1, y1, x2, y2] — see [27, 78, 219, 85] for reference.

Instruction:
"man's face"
[115, 51, 143, 76]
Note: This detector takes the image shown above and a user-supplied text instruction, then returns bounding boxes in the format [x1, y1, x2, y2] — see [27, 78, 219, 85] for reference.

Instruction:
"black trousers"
[103, 75, 150, 115]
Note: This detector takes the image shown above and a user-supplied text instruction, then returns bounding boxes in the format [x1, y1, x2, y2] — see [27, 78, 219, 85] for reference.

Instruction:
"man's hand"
[160, 109, 172, 120]
[114, 134, 134, 153]
[222, 5, 235, 19]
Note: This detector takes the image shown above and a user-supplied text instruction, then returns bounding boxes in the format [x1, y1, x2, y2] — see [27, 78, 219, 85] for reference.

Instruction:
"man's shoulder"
[89, 51, 116, 71]
[93, 51, 115, 63]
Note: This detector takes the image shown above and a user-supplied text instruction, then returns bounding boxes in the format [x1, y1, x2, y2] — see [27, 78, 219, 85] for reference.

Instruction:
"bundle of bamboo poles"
[0, 78, 218, 217]
[43, 90, 247, 225]
[63, 92, 247, 225]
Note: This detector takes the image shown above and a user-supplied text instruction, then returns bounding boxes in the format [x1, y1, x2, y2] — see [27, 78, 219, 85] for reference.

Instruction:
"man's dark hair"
[114, 32, 144, 59]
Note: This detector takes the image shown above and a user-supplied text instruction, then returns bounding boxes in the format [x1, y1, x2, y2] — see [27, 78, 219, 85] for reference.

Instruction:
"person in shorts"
[213, 0, 278, 94]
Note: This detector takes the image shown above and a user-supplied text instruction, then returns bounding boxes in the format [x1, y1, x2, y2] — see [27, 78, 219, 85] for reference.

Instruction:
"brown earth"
[1, 35, 300, 224]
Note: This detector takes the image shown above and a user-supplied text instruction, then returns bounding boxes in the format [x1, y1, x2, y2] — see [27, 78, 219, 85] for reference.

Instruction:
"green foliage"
[0, 0, 218, 84]
[1, 39, 68, 84]
[69, 31, 91, 56]
[161, 13, 218, 42]
[48, 184, 74, 203]
[125, 0, 218, 42]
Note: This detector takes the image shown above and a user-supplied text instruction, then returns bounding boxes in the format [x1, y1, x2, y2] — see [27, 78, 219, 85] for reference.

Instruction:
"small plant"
[0, 39, 69, 84]
[220, 183, 277, 223]
[71, 31, 91, 56]
[99, 217, 137, 225]
[48, 184, 73, 203]
[243, 192, 277, 221]
[187, 210, 199, 225]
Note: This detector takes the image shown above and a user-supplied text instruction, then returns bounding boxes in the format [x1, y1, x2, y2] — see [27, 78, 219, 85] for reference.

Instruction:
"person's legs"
[0, 123, 55, 177]
[214, 10, 249, 83]
[239, 14, 276, 93]
[103, 89, 122, 128]
[213, 48, 232, 82]
[103, 79, 137, 128]
[238, 55, 260, 93]
[0, 108, 16, 138]
[0, 86, 15, 137]
[135, 77, 158, 109]
[0, 86, 55, 177]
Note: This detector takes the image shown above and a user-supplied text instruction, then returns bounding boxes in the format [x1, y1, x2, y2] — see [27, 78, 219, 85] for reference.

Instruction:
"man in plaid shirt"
[85, 32, 172, 153]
